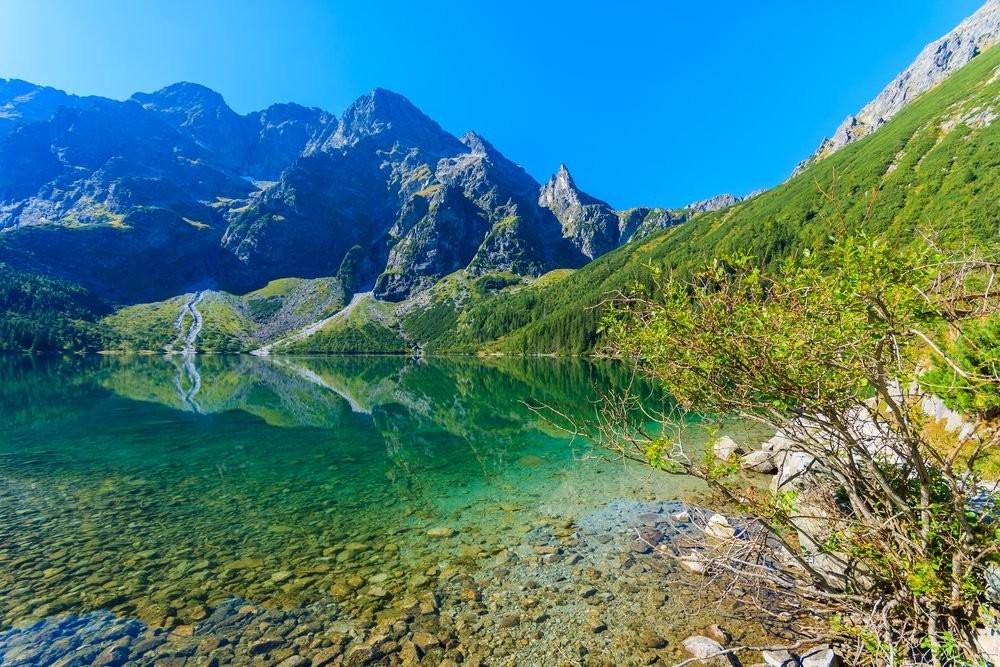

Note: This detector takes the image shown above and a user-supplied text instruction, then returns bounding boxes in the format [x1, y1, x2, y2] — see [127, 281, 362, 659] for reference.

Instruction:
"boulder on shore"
[705, 513, 737, 541]
[682, 635, 739, 666]
[712, 436, 743, 460]
[742, 449, 777, 474]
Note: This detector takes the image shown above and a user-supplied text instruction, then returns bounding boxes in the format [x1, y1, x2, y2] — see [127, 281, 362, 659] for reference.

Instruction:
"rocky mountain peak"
[460, 131, 495, 156]
[539, 164, 582, 209]
[130, 82, 244, 168]
[323, 88, 456, 152]
[131, 82, 233, 119]
[0, 79, 95, 138]
[1, 78, 49, 104]
[797, 0, 1000, 173]
[538, 165, 621, 259]
[554, 163, 574, 185]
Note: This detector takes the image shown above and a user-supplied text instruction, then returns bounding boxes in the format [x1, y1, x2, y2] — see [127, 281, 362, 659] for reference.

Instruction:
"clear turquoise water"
[0, 355, 704, 634]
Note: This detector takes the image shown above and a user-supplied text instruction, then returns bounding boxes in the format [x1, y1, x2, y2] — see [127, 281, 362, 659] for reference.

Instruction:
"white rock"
[704, 513, 737, 541]
[682, 635, 726, 660]
[770, 450, 815, 492]
[761, 431, 794, 452]
[678, 551, 707, 574]
[762, 649, 794, 666]
[977, 623, 1000, 661]
[922, 393, 977, 440]
[742, 449, 777, 474]
[801, 645, 840, 667]
[672, 510, 691, 523]
[712, 435, 742, 460]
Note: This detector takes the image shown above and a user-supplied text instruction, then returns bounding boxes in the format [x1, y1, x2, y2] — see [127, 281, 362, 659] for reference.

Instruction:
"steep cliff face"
[797, 0, 1000, 173]
[0, 71, 792, 308]
[222, 88, 470, 297]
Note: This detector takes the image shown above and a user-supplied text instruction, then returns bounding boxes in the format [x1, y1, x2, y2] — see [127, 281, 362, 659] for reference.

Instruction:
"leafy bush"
[601, 234, 1000, 665]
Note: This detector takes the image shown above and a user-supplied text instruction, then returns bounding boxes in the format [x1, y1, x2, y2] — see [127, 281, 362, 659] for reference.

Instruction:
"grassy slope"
[102, 277, 345, 353]
[102, 296, 189, 353]
[399, 270, 569, 353]
[411, 45, 1000, 355]
[282, 294, 410, 354]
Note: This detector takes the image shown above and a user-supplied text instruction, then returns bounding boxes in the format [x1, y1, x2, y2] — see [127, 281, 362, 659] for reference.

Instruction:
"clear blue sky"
[0, 1, 985, 208]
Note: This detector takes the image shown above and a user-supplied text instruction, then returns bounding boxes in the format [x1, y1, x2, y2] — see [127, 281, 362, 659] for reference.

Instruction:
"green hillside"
[102, 277, 345, 353]
[405, 43, 1000, 354]
[280, 293, 410, 355]
[0, 263, 109, 352]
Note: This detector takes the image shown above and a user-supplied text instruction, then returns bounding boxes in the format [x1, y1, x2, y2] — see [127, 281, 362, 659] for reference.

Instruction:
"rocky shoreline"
[0, 498, 767, 667]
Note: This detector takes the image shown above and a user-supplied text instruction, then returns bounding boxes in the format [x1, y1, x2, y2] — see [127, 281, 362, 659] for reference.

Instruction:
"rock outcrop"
[538, 165, 622, 259]
[0, 82, 649, 304]
[686, 192, 742, 214]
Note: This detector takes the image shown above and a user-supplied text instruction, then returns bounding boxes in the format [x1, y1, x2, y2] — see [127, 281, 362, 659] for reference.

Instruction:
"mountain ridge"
[796, 0, 1000, 173]
[0, 77, 719, 312]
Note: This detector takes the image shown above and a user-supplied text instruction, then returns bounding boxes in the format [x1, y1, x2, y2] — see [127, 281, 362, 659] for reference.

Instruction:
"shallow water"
[0, 355, 716, 654]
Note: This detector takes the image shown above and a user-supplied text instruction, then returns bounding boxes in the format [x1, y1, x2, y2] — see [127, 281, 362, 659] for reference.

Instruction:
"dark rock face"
[0, 79, 98, 139]
[131, 83, 335, 180]
[375, 185, 491, 300]
[0, 80, 658, 305]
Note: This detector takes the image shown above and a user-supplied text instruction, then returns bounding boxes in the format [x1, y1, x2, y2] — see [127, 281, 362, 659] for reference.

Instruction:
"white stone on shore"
[762, 649, 794, 666]
[705, 513, 737, 541]
[682, 635, 727, 662]
[712, 435, 742, 460]
[770, 450, 815, 492]
[801, 645, 839, 667]
[742, 449, 777, 474]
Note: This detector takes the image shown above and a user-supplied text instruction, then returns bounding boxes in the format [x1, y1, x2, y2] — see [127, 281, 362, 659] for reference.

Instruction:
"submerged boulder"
[704, 513, 737, 541]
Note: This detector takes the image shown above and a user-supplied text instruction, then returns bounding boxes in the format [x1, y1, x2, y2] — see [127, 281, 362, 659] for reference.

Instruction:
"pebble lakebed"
[0, 495, 732, 666]
[0, 356, 740, 665]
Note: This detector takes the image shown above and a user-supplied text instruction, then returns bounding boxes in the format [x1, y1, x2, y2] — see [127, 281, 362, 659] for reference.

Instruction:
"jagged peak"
[539, 164, 613, 212]
[460, 131, 494, 155]
[456, 132, 524, 171]
[542, 164, 577, 193]
[343, 88, 423, 123]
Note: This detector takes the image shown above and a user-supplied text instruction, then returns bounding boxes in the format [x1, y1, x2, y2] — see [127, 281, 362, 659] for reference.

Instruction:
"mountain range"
[1, 1, 998, 354]
[0, 78, 718, 307]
